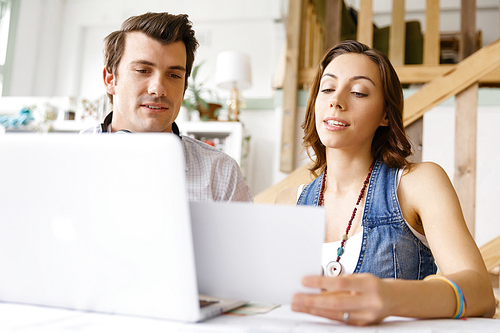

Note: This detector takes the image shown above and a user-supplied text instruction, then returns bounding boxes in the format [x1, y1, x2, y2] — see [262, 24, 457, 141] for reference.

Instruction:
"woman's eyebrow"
[322, 73, 376, 86]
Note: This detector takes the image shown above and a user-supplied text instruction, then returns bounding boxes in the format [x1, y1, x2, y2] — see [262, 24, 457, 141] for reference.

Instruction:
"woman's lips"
[323, 117, 349, 130]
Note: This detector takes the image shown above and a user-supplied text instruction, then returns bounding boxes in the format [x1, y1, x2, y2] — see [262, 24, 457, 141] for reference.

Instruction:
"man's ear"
[103, 68, 116, 95]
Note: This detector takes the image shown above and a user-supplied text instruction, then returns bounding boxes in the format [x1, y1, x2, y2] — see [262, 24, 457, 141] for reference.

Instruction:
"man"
[82, 12, 252, 202]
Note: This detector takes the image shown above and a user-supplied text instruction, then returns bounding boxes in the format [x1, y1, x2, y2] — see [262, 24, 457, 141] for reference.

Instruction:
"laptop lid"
[0, 133, 202, 322]
[190, 201, 325, 305]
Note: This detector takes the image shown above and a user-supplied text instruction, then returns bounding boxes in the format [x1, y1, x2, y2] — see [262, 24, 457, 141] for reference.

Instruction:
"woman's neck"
[324, 150, 374, 193]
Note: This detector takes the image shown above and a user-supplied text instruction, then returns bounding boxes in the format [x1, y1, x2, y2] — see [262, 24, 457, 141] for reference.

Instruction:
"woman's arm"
[398, 162, 495, 318]
[292, 162, 495, 325]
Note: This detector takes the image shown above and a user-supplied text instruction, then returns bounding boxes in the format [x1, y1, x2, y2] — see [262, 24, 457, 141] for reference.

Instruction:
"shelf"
[176, 121, 243, 165]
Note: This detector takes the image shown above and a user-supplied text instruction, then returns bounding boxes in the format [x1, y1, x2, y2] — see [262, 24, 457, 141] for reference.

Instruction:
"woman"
[276, 40, 495, 325]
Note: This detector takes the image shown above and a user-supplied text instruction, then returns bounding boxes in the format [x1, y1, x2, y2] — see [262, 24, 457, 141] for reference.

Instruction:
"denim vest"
[297, 160, 437, 280]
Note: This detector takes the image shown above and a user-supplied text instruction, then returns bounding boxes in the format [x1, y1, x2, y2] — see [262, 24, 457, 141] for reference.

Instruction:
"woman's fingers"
[293, 274, 388, 325]
[292, 292, 382, 325]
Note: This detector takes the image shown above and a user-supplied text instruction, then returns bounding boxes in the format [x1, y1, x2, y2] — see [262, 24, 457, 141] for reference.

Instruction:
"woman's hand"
[292, 273, 392, 326]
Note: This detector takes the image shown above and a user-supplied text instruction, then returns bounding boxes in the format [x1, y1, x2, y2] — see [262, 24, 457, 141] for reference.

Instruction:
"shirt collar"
[101, 111, 181, 138]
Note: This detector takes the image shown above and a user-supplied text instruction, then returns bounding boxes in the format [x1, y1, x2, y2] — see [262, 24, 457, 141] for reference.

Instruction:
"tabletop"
[1, 302, 500, 333]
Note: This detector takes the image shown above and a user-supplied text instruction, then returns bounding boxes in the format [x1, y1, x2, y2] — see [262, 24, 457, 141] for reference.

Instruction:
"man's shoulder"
[79, 124, 102, 134]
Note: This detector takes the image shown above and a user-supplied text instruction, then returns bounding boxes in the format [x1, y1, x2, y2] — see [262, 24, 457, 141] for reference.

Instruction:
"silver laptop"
[0, 133, 325, 322]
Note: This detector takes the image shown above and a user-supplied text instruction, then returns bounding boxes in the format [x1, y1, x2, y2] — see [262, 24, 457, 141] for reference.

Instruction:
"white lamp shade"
[214, 51, 252, 90]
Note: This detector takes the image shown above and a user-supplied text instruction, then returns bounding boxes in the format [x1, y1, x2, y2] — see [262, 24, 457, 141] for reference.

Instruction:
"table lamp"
[214, 51, 252, 121]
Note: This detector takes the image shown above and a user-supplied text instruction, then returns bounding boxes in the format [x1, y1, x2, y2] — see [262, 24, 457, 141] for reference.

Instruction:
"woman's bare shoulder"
[403, 161, 449, 185]
[275, 186, 301, 205]
[400, 161, 456, 209]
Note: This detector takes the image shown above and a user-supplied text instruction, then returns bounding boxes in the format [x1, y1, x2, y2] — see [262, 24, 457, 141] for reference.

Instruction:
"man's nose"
[148, 76, 167, 97]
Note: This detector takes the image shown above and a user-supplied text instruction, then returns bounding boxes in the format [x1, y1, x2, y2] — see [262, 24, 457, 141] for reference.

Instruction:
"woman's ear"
[103, 68, 116, 95]
[379, 112, 389, 127]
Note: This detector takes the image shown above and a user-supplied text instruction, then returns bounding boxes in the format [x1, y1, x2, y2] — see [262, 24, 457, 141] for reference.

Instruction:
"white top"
[298, 168, 428, 275]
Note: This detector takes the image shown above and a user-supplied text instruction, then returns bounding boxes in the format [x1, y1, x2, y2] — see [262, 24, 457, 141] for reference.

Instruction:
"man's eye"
[136, 69, 148, 74]
[170, 73, 182, 79]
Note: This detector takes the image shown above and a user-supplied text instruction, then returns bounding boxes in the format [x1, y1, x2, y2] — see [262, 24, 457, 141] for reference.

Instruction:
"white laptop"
[0, 133, 325, 322]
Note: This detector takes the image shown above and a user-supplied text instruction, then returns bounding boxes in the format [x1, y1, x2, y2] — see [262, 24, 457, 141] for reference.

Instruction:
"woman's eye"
[353, 92, 367, 97]
[321, 88, 334, 93]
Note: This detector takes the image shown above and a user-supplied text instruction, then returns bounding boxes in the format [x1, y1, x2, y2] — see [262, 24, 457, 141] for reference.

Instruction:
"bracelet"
[423, 275, 467, 319]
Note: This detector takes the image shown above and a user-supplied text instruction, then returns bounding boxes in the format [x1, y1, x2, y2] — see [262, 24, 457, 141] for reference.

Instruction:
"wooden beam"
[389, 0, 406, 65]
[280, 0, 304, 173]
[480, 235, 500, 271]
[454, 83, 478, 237]
[325, 0, 342, 51]
[299, 65, 500, 86]
[423, 0, 441, 65]
[357, 0, 373, 47]
[403, 39, 500, 127]
[254, 163, 315, 204]
[396, 65, 500, 84]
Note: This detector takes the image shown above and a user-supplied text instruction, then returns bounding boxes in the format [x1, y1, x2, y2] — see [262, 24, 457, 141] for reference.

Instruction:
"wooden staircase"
[256, 1, 500, 241]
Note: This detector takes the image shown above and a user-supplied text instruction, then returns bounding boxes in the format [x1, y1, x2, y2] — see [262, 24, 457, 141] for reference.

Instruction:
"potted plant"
[182, 61, 221, 121]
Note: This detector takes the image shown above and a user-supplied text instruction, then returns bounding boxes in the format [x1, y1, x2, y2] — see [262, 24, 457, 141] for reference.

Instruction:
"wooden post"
[280, 0, 304, 173]
[357, 0, 373, 47]
[389, 0, 406, 66]
[408, 0, 440, 164]
[304, 2, 313, 69]
[455, 83, 478, 237]
[325, 0, 342, 51]
[423, 0, 441, 65]
[455, 0, 477, 237]
[459, 0, 477, 61]
[406, 118, 423, 163]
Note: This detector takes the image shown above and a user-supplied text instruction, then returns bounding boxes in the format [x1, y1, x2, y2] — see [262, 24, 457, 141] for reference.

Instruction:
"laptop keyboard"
[199, 299, 220, 308]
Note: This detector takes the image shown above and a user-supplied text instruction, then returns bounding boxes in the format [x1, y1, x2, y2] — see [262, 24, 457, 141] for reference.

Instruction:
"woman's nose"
[329, 92, 345, 110]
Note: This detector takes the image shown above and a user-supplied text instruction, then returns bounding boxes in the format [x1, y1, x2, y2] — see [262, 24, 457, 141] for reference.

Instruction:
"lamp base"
[227, 87, 240, 122]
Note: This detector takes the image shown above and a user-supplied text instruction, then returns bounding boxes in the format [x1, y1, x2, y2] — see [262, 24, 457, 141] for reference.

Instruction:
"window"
[0, 0, 13, 95]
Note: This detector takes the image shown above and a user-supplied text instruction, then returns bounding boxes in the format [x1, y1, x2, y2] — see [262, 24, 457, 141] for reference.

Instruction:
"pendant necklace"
[319, 160, 375, 277]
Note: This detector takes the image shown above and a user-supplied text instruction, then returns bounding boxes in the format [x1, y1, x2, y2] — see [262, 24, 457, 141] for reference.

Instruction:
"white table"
[1, 302, 499, 333]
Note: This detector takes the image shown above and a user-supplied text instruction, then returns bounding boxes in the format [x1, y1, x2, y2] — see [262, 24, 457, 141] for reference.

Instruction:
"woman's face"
[314, 53, 388, 153]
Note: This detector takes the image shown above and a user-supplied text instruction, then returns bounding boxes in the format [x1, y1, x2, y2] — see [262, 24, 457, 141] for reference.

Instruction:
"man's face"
[104, 31, 187, 132]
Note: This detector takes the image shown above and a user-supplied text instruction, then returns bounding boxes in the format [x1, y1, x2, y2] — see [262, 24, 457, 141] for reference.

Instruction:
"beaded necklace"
[319, 160, 375, 276]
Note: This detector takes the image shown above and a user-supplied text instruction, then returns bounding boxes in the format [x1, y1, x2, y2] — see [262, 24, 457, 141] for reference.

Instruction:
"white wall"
[8, 0, 64, 96]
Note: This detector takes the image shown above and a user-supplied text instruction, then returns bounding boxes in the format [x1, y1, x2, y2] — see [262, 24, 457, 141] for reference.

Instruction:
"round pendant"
[325, 261, 343, 277]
